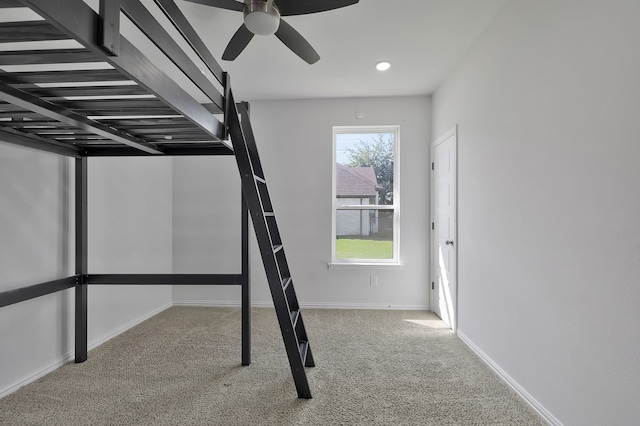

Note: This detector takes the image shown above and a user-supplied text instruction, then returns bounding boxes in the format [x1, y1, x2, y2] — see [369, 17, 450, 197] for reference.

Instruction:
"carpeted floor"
[0, 307, 546, 425]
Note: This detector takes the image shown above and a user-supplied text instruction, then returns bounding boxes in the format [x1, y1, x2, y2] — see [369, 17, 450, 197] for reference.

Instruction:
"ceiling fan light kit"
[185, 0, 360, 64]
[244, 0, 280, 35]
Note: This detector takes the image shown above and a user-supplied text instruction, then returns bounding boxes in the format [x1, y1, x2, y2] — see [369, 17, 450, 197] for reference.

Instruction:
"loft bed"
[0, 0, 315, 398]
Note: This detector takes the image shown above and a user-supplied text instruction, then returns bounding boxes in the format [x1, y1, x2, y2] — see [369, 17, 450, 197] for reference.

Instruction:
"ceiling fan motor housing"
[244, 0, 281, 35]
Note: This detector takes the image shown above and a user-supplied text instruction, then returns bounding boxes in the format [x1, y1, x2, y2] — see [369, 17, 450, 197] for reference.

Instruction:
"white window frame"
[331, 125, 400, 266]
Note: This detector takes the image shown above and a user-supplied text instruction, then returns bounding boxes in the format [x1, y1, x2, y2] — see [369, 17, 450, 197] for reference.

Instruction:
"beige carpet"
[0, 307, 546, 425]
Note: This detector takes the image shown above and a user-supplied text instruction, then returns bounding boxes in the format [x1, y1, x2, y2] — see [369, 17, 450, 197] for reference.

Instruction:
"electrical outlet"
[370, 276, 378, 287]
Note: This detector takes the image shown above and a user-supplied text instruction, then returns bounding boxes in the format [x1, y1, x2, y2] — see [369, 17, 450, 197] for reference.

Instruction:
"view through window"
[332, 126, 399, 263]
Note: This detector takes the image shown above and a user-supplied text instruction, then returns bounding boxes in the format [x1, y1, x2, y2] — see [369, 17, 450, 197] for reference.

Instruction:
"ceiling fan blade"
[182, 0, 244, 12]
[274, 19, 320, 64]
[222, 24, 255, 61]
[275, 0, 359, 16]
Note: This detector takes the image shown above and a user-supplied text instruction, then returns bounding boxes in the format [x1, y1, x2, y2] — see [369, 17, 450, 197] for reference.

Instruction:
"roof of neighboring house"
[336, 163, 382, 197]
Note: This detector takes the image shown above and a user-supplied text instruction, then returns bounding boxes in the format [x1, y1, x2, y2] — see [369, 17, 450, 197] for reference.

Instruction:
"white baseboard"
[457, 331, 562, 426]
[0, 353, 74, 400]
[301, 301, 428, 310]
[174, 299, 428, 310]
[173, 299, 250, 308]
[0, 302, 171, 400]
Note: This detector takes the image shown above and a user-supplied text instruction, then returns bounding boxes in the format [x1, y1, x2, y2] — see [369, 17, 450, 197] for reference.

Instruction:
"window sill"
[328, 262, 404, 270]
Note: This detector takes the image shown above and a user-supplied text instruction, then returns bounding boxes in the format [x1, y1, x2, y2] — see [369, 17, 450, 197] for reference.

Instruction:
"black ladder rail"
[226, 91, 315, 399]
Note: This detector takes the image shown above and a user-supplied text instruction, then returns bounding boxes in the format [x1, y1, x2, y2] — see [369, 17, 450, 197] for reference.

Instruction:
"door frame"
[430, 125, 458, 333]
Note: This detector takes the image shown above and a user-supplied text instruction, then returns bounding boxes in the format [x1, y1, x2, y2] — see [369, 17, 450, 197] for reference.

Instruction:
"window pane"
[335, 209, 394, 259]
[335, 132, 394, 205]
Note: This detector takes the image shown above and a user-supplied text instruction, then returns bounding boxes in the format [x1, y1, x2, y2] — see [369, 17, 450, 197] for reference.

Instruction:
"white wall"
[173, 96, 431, 309]
[87, 157, 173, 340]
[432, 1, 640, 424]
[172, 156, 243, 303]
[0, 143, 74, 397]
[0, 144, 173, 397]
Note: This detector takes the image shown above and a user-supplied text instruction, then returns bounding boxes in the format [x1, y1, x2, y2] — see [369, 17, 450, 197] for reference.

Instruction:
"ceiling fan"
[184, 0, 360, 64]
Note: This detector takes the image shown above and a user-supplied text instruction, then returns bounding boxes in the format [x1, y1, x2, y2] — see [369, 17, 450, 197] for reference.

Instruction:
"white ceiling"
[176, 0, 507, 101]
[2, 0, 505, 102]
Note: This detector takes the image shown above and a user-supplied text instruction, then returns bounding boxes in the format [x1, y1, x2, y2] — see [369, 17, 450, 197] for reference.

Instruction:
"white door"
[430, 126, 457, 331]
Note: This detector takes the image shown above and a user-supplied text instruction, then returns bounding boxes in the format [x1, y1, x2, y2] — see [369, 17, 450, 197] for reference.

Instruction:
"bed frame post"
[241, 192, 251, 366]
[99, 0, 121, 56]
[75, 157, 88, 363]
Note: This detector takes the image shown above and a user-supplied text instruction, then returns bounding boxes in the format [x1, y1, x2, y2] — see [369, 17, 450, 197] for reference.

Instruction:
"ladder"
[226, 92, 315, 399]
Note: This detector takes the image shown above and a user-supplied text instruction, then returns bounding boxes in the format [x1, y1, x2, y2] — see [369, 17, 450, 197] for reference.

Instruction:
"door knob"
[445, 240, 454, 246]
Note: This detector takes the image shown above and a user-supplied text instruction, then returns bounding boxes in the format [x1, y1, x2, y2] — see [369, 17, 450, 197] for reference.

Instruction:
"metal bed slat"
[123, 126, 208, 134]
[80, 109, 180, 116]
[35, 131, 113, 138]
[2, 69, 129, 85]
[1, 104, 176, 118]
[0, 21, 70, 43]
[143, 135, 213, 142]
[55, 136, 126, 141]
[3, 120, 76, 129]
[28, 85, 150, 98]
[0, 49, 103, 65]
[57, 98, 172, 111]
[0, 0, 24, 7]
[101, 117, 193, 127]
[116, 122, 196, 129]
[0, 111, 44, 118]
[0, 22, 70, 42]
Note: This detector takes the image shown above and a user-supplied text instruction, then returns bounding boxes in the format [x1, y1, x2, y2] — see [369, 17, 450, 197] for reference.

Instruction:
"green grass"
[336, 238, 393, 259]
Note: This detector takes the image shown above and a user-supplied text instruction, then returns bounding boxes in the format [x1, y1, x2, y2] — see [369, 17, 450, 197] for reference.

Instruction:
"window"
[332, 126, 399, 264]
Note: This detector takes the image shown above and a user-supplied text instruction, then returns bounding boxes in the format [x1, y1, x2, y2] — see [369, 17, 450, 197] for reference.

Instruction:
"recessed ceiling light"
[376, 61, 391, 71]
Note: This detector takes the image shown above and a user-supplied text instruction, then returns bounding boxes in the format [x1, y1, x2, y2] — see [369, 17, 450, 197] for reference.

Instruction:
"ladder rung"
[273, 245, 283, 253]
[254, 175, 265, 183]
[264, 212, 274, 217]
[282, 277, 292, 291]
[298, 340, 308, 363]
[290, 309, 299, 327]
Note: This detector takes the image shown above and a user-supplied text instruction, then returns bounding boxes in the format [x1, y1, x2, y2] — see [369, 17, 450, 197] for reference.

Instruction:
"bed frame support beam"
[84, 274, 244, 285]
[121, 0, 224, 112]
[0, 277, 77, 309]
[154, 0, 225, 86]
[83, 145, 232, 157]
[0, 127, 82, 158]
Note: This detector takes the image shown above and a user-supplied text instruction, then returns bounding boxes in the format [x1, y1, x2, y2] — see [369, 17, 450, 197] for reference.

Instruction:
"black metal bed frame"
[0, 0, 314, 398]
